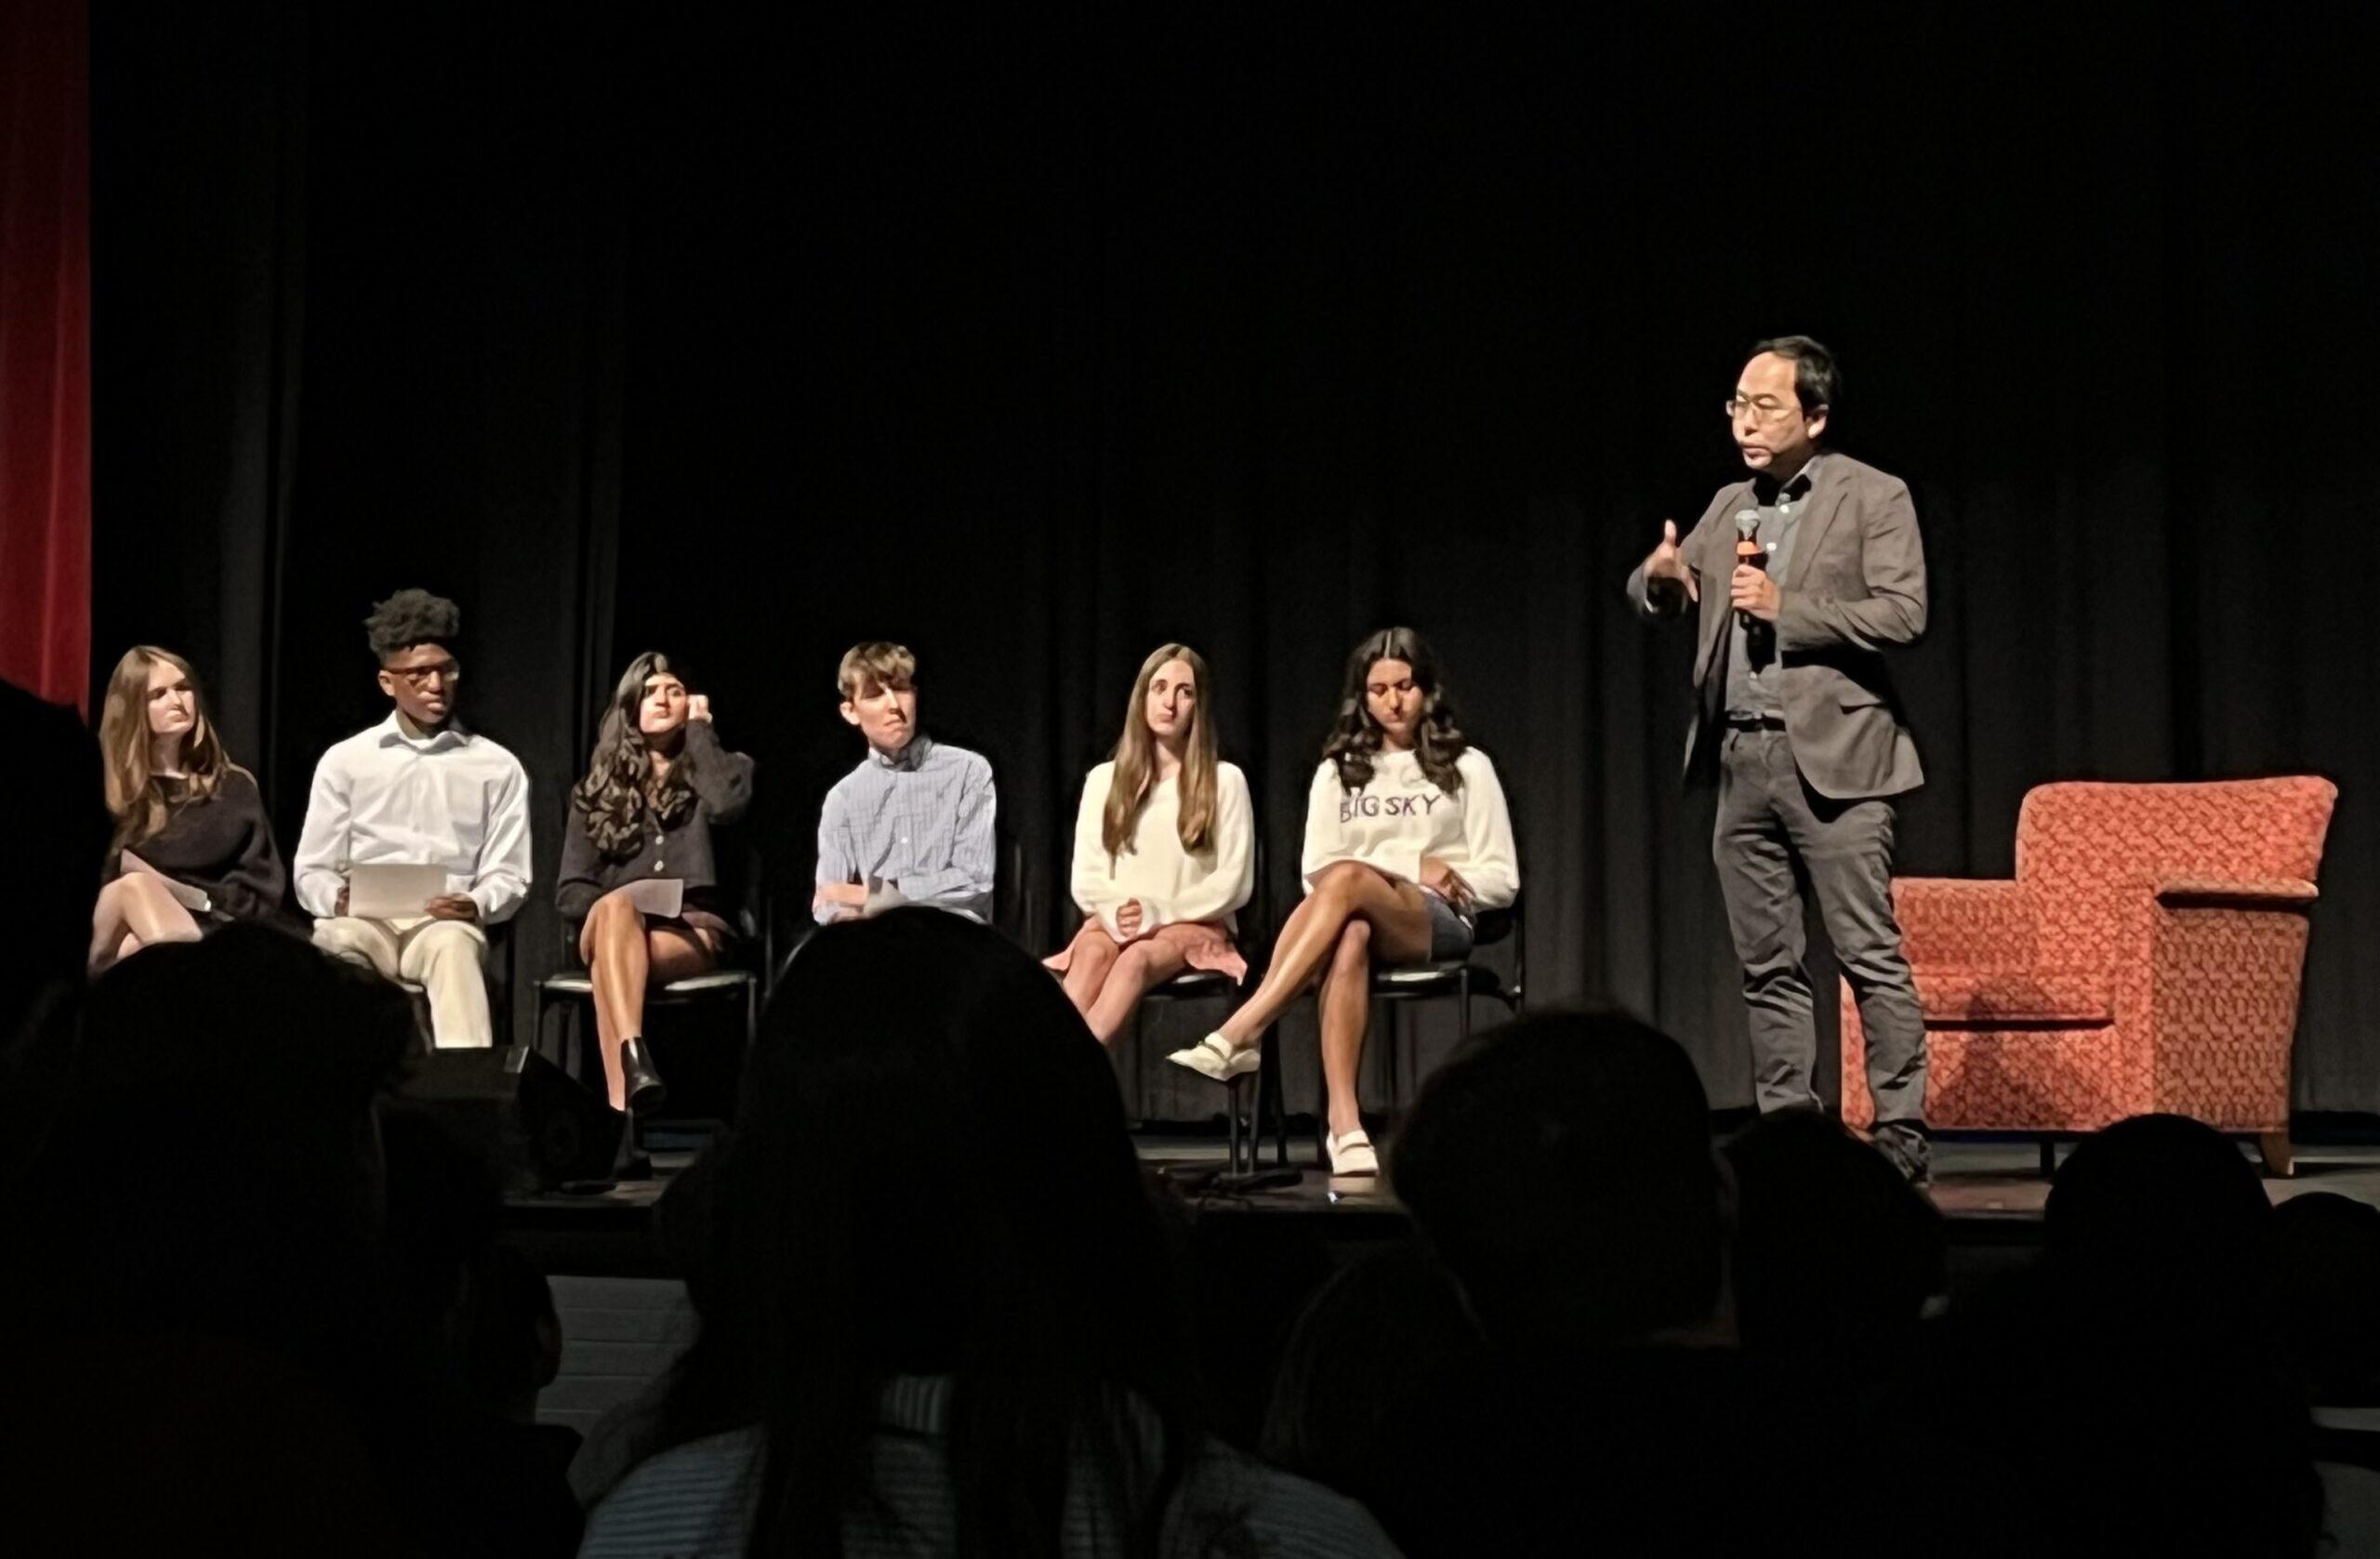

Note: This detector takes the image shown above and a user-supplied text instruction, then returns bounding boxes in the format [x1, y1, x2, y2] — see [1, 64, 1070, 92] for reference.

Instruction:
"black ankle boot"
[620, 1037, 668, 1115]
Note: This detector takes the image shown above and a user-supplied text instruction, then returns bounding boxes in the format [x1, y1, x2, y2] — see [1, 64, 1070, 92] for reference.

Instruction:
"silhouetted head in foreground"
[660, 907, 1197, 1552]
[2271, 1191, 2380, 1405]
[2025, 1114, 2317, 1555]
[7, 923, 414, 1351]
[1725, 1107, 1943, 1364]
[2045, 1112, 2271, 1326]
[1392, 1009, 1725, 1350]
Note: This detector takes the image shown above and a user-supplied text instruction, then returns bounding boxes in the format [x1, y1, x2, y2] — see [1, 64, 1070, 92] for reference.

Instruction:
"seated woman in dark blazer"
[90, 646, 289, 971]
[557, 652, 755, 1115]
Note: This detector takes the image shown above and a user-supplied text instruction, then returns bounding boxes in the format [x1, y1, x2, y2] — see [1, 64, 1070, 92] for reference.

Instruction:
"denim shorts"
[1424, 892, 1475, 961]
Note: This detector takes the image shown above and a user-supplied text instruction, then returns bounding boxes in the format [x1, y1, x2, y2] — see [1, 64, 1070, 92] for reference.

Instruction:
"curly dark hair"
[364, 588, 461, 664]
[573, 651, 700, 862]
[1322, 626, 1468, 795]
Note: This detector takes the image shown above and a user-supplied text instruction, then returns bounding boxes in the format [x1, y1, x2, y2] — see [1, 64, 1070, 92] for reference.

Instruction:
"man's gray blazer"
[1626, 453, 1927, 799]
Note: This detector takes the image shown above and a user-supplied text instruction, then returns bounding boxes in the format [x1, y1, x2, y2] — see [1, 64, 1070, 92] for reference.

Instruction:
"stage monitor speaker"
[397, 1045, 623, 1191]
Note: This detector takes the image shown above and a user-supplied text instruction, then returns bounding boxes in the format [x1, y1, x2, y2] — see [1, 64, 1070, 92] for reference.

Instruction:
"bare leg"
[1316, 920, 1373, 1136]
[580, 894, 638, 1106]
[581, 894, 720, 1110]
[88, 874, 203, 971]
[1083, 938, 1191, 1043]
[1216, 862, 1432, 1048]
[1058, 920, 1122, 1019]
[585, 892, 646, 1107]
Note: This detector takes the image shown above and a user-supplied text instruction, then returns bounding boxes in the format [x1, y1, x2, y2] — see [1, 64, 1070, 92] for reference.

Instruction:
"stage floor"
[1129, 1132, 2380, 1221]
[502, 1129, 2380, 1263]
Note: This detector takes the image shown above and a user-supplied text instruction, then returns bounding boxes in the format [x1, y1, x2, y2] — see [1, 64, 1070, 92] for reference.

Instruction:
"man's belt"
[1723, 714, 1788, 732]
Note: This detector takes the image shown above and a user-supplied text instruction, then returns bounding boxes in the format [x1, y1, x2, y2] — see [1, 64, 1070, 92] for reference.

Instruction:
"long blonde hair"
[98, 646, 238, 852]
[1103, 643, 1219, 858]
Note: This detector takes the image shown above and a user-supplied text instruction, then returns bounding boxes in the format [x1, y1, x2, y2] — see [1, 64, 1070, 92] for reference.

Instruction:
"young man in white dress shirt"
[294, 589, 532, 1048]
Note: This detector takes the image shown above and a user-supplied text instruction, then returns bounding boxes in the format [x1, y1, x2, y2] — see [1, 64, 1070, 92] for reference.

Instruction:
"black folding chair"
[1145, 840, 1288, 1177]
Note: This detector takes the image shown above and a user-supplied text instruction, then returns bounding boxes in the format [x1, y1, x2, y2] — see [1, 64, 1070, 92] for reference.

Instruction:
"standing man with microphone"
[1625, 337, 1933, 1183]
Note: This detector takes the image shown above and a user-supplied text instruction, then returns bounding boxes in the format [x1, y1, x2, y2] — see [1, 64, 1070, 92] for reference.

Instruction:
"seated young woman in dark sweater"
[90, 647, 289, 971]
[557, 653, 755, 1115]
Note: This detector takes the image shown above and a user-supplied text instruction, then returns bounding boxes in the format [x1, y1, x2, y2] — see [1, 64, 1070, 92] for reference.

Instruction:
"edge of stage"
[496, 1121, 2380, 1288]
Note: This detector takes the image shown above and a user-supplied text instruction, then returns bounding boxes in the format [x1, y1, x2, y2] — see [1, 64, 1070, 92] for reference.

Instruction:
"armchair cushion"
[1912, 966, 2113, 1026]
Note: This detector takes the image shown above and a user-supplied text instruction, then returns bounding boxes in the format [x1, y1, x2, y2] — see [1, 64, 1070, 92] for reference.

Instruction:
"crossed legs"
[88, 873, 203, 972]
[1209, 861, 1432, 1136]
[578, 888, 719, 1111]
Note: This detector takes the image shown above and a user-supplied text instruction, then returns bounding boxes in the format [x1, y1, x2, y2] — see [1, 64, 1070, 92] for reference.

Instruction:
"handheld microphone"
[1734, 510, 1765, 628]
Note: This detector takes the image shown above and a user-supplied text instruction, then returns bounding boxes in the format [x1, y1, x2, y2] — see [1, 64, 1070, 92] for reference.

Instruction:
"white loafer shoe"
[1328, 1130, 1379, 1177]
[1166, 1032, 1261, 1082]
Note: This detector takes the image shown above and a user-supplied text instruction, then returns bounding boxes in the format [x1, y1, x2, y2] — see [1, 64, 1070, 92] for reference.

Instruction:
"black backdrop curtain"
[91, 7, 2380, 1112]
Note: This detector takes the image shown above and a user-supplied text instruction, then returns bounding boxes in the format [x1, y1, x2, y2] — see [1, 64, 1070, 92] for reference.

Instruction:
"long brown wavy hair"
[1322, 626, 1469, 795]
[573, 651, 701, 862]
[98, 646, 239, 852]
[1103, 643, 1220, 858]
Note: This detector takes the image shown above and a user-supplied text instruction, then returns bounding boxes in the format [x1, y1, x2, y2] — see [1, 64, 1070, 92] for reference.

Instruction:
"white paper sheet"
[347, 862, 452, 919]
[623, 878, 684, 918]
[861, 879, 912, 918]
[124, 853, 212, 915]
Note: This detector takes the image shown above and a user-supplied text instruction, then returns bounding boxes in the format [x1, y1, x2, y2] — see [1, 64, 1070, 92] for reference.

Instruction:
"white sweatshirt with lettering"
[1299, 747, 1519, 913]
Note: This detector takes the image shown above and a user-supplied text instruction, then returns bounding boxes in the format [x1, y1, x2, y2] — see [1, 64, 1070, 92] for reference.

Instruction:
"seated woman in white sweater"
[1169, 627, 1517, 1176]
[1046, 644, 1255, 1041]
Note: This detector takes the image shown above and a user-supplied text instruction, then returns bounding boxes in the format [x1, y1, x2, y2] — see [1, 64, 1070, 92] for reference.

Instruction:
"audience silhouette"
[578, 907, 1394, 1555]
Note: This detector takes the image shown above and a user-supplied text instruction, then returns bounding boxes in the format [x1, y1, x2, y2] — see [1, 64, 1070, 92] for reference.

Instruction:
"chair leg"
[574, 1000, 590, 1092]
[1226, 1077, 1248, 1175]
[1265, 1035, 1289, 1169]
[1309, 1012, 1329, 1166]
[2259, 1130, 2295, 1179]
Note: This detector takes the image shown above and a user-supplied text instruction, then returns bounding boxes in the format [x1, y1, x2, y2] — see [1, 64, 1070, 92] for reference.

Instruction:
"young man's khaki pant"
[312, 916, 493, 1048]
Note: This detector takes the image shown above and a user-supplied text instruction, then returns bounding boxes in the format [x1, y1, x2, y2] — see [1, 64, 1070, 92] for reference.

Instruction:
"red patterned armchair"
[1841, 778, 2337, 1170]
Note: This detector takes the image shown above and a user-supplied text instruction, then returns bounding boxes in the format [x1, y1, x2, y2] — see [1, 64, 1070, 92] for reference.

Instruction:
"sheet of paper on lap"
[347, 863, 451, 919]
[624, 878, 684, 918]
[125, 854, 213, 915]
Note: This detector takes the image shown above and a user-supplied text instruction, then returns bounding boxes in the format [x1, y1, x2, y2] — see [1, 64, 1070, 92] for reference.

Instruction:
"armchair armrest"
[2153, 876, 2319, 910]
[1892, 878, 2037, 970]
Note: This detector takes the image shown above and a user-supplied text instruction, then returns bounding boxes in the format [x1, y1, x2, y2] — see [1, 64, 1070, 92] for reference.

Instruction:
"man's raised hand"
[1646, 519, 1698, 602]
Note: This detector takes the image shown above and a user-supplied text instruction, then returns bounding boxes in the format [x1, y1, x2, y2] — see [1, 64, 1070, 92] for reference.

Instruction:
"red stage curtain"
[0, 0, 90, 708]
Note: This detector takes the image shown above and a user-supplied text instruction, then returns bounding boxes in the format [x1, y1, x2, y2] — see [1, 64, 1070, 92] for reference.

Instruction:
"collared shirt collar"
[1752, 450, 1824, 508]
[373, 709, 471, 751]
[866, 732, 934, 773]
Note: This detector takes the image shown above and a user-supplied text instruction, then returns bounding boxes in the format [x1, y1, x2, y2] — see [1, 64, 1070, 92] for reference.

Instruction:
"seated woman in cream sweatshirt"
[1046, 644, 1254, 1041]
[1168, 627, 1517, 1176]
